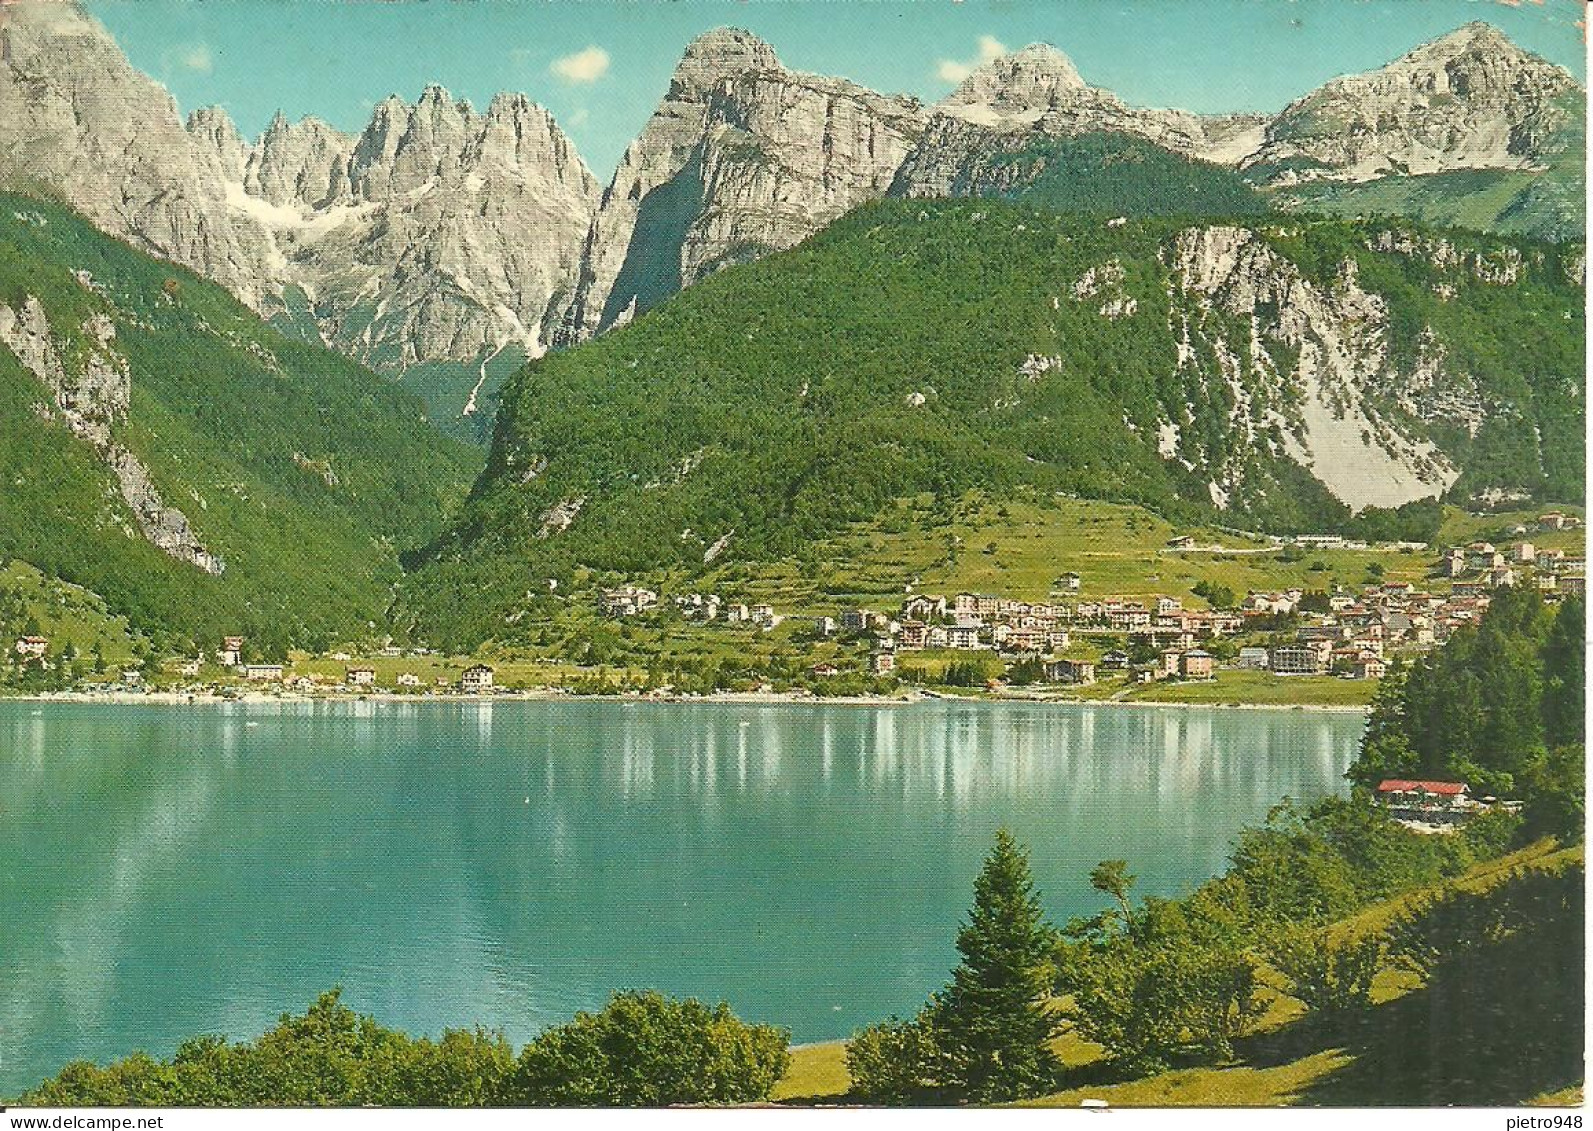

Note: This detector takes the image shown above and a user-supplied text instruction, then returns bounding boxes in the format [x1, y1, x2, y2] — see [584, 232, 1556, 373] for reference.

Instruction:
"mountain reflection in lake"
[0, 699, 1359, 1092]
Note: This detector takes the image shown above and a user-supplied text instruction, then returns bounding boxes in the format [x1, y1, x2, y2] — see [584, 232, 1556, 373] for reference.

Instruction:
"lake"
[0, 699, 1361, 1092]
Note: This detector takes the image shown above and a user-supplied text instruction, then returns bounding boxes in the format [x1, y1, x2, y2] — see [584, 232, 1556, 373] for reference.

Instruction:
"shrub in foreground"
[21, 988, 787, 1108]
[507, 990, 790, 1106]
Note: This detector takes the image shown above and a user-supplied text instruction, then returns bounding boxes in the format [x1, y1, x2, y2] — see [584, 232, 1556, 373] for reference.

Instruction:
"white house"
[14, 636, 48, 660]
[218, 636, 244, 667]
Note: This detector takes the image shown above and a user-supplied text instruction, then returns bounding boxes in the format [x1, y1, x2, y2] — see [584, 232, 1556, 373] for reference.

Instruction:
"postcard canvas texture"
[0, 0, 1585, 1113]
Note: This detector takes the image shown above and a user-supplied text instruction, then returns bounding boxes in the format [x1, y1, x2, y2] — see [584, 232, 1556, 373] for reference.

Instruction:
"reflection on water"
[0, 700, 1360, 1092]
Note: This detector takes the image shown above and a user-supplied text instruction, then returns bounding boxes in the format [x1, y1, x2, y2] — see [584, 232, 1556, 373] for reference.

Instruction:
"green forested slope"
[0, 194, 477, 652]
[954, 131, 1271, 218]
[401, 199, 1583, 647]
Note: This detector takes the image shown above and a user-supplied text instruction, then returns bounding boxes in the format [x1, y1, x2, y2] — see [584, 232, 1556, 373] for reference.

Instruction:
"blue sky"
[85, 0, 1588, 180]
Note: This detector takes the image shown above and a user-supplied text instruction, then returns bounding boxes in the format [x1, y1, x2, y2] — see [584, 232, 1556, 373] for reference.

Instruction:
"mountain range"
[0, 1, 1584, 651]
[1, 2, 1583, 436]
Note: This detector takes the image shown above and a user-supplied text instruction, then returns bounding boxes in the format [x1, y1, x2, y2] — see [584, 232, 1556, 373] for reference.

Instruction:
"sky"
[84, 0, 1589, 180]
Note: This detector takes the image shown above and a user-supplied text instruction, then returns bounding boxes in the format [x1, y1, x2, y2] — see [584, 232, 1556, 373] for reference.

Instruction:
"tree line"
[20, 990, 788, 1108]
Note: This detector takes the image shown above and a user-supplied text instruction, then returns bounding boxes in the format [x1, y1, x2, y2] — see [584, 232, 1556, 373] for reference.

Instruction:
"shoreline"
[1, 688, 1369, 713]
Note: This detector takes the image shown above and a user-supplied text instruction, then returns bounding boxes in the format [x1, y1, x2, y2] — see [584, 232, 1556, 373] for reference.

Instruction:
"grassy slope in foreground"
[0, 193, 477, 649]
[404, 197, 1583, 649]
[774, 839, 1585, 1106]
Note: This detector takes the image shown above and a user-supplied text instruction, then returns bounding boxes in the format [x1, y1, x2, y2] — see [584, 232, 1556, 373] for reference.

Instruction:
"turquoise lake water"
[0, 699, 1361, 1092]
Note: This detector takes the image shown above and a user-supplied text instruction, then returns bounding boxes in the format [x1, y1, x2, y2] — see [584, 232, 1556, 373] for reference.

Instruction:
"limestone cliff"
[1163, 225, 1463, 511]
[0, 295, 223, 573]
[561, 28, 927, 339]
[0, 1, 276, 306]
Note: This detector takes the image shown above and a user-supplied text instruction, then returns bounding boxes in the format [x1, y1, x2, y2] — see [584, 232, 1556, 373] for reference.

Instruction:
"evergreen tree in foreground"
[930, 829, 1060, 1102]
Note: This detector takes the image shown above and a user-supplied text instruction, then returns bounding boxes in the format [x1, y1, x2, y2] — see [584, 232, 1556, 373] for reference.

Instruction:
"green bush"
[845, 1013, 945, 1103]
[507, 990, 789, 1107]
[21, 990, 516, 1107]
[1267, 927, 1384, 1016]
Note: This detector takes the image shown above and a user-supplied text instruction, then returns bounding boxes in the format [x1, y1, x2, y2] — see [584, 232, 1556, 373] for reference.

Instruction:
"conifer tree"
[931, 829, 1059, 1102]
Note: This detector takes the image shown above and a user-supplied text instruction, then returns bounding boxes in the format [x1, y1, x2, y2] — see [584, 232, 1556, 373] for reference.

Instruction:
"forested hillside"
[891, 130, 1272, 218]
[0, 194, 477, 652]
[401, 199, 1583, 646]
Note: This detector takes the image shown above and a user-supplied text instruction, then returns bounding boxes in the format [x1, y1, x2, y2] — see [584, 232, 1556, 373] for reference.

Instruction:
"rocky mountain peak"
[1417, 20, 1526, 61]
[246, 112, 354, 208]
[1382, 18, 1576, 89]
[1, 0, 99, 50]
[670, 27, 782, 97]
[0, 0, 277, 305]
[944, 42, 1090, 113]
[1249, 21, 1583, 184]
[186, 105, 248, 181]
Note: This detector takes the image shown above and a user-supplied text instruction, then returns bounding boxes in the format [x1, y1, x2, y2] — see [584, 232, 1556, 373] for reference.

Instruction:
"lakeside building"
[1179, 649, 1215, 679]
[947, 623, 985, 650]
[218, 636, 244, 667]
[14, 635, 48, 660]
[460, 665, 495, 692]
[1354, 655, 1388, 680]
[1044, 658, 1096, 685]
[1237, 646, 1270, 670]
[1375, 779, 1482, 831]
[346, 667, 376, 686]
[1271, 643, 1329, 675]
[244, 664, 284, 681]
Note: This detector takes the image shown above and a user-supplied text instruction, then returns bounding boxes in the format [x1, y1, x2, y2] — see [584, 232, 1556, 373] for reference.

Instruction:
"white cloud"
[935, 35, 1007, 86]
[550, 46, 611, 84]
[937, 59, 973, 83]
[172, 42, 213, 74]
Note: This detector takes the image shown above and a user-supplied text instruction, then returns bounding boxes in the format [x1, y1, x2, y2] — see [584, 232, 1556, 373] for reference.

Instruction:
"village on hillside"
[4, 513, 1585, 703]
[590, 517, 1584, 691]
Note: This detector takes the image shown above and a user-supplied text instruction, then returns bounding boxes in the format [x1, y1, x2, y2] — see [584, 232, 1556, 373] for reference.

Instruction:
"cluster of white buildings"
[671, 592, 780, 628]
[601, 587, 783, 629]
[1441, 538, 1585, 597]
[838, 593, 1076, 656]
[600, 586, 659, 618]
